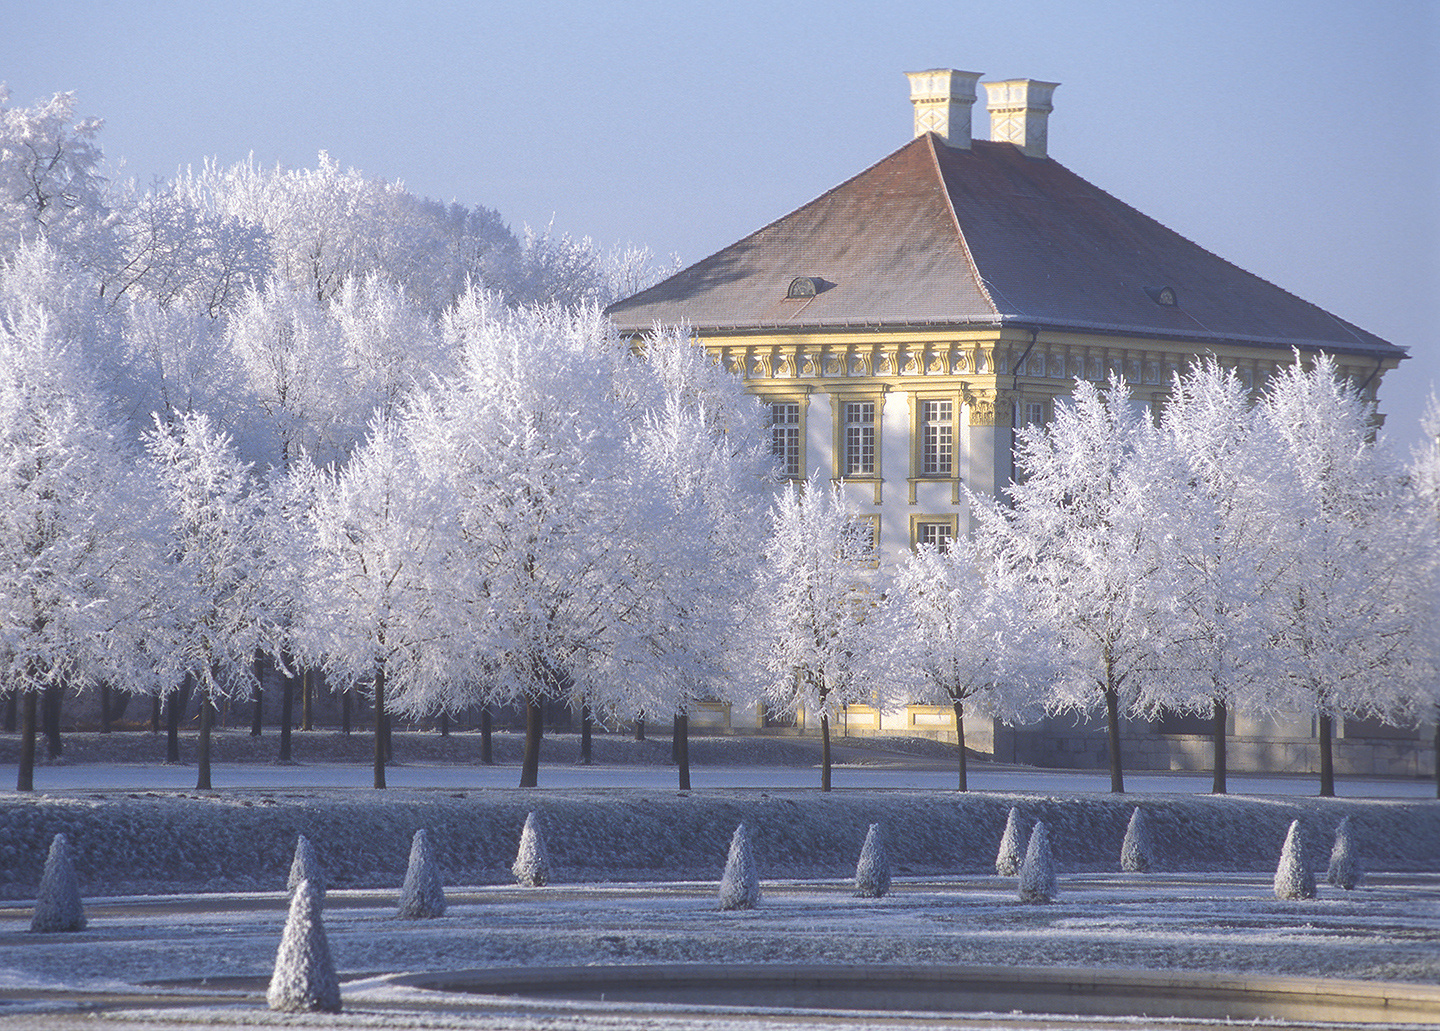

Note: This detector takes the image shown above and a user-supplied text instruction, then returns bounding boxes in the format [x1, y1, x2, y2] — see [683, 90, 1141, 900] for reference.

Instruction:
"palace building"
[605, 71, 1423, 776]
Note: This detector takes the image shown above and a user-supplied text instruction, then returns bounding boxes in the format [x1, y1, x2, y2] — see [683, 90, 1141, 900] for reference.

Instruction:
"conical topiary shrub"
[996, 806, 1025, 877]
[718, 822, 760, 910]
[31, 833, 86, 933]
[1017, 821, 1057, 903]
[397, 829, 446, 919]
[1274, 819, 1317, 900]
[1326, 816, 1361, 890]
[287, 834, 325, 900]
[267, 878, 341, 1013]
[1120, 807, 1156, 873]
[512, 811, 551, 887]
[854, 823, 891, 899]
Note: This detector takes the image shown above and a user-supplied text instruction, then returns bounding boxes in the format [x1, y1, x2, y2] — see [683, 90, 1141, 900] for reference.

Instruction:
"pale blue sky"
[4, 0, 1436, 446]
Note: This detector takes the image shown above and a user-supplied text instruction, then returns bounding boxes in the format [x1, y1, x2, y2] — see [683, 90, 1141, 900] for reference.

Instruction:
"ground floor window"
[911, 514, 957, 551]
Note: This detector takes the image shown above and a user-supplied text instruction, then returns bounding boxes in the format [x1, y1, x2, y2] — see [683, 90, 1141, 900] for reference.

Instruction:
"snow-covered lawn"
[2, 740, 1438, 1028]
[1, 871, 1439, 1029]
[11, 759, 1436, 796]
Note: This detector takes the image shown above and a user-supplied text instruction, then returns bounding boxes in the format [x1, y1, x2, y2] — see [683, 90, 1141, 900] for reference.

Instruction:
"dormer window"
[786, 276, 818, 299]
[1145, 285, 1178, 307]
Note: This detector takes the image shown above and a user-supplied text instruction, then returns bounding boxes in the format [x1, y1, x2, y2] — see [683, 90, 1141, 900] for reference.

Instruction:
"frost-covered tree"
[512, 812, 551, 888]
[1408, 393, 1440, 799]
[1144, 361, 1297, 794]
[1274, 819, 1316, 900]
[1120, 807, 1156, 873]
[996, 807, 1025, 877]
[854, 823, 891, 899]
[620, 324, 774, 787]
[971, 378, 1168, 794]
[30, 833, 85, 932]
[287, 834, 325, 899]
[1018, 821, 1057, 903]
[301, 415, 450, 788]
[1326, 817, 1360, 890]
[0, 88, 109, 258]
[1261, 355, 1433, 797]
[267, 878, 341, 1013]
[100, 177, 269, 316]
[756, 477, 874, 791]
[0, 283, 166, 790]
[719, 822, 760, 911]
[389, 301, 756, 788]
[397, 829, 445, 918]
[146, 412, 266, 790]
[870, 541, 1050, 790]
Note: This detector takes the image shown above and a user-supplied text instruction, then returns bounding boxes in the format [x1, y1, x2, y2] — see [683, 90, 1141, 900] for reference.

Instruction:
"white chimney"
[983, 79, 1060, 158]
[906, 69, 983, 148]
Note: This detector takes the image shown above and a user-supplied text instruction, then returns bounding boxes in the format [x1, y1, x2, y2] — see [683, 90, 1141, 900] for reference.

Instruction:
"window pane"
[917, 521, 953, 551]
[845, 517, 878, 558]
[770, 402, 800, 477]
[921, 399, 952, 475]
[844, 401, 875, 476]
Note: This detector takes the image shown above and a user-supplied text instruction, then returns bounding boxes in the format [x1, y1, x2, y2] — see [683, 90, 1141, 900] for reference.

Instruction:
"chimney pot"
[984, 79, 1060, 158]
[906, 69, 983, 148]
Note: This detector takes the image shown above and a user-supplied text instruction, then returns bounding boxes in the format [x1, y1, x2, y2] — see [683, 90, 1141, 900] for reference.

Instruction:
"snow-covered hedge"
[0, 790, 1434, 899]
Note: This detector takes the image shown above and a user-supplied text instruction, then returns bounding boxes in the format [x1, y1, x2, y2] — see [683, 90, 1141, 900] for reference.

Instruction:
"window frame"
[768, 400, 802, 479]
[910, 513, 958, 552]
[918, 397, 954, 477]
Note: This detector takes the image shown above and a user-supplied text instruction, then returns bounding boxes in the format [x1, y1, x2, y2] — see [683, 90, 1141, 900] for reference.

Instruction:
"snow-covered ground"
[11, 759, 1436, 796]
[2, 735, 1438, 1029]
[2, 872, 1439, 1029]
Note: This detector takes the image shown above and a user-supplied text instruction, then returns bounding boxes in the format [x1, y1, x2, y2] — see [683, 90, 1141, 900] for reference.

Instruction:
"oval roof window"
[1144, 285, 1178, 307]
[787, 276, 818, 300]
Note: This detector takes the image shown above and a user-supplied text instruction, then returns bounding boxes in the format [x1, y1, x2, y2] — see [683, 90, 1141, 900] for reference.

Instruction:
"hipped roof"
[606, 135, 1401, 359]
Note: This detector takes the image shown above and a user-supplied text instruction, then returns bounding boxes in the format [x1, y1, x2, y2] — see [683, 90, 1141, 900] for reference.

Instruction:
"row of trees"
[771, 362, 1438, 796]
[3, 87, 1436, 797]
[3, 88, 750, 791]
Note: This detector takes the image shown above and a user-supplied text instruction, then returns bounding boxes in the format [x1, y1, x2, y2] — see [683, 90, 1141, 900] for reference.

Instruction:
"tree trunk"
[820, 713, 832, 792]
[341, 687, 352, 735]
[1211, 697, 1228, 795]
[1319, 713, 1336, 797]
[17, 692, 37, 791]
[196, 694, 214, 790]
[953, 699, 967, 792]
[250, 683, 263, 736]
[4, 690, 16, 733]
[635, 716, 645, 742]
[675, 712, 690, 790]
[279, 666, 295, 762]
[42, 684, 62, 759]
[373, 664, 387, 789]
[100, 681, 112, 734]
[480, 707, 493, 764]
[150, 695, 160, 734]
[110, 690, 131, 726]
[580, 704, 592, 764]
[439, 710, 449, 737]
[166, 678, 192, 764]
[1434, 706, 1439, 800]
[520, 696, 542, 788]
[249, 653, 264, 737]
[302, 668, 313, 732]
[1103, 685, 1124, 794]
